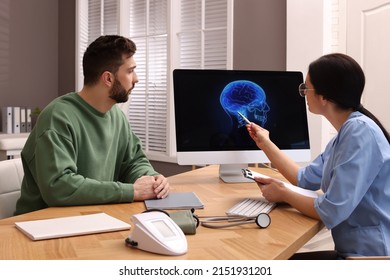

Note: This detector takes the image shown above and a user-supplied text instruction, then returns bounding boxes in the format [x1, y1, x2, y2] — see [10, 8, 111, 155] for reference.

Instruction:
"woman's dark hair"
[83, 35, 137, 85]
[309, 53, 390, 143]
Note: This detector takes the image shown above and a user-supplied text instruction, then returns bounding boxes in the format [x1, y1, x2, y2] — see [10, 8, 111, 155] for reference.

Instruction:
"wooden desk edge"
[0, 164, 324, 260]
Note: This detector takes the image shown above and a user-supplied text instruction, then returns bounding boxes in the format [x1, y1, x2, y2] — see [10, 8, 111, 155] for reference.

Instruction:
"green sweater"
[15, 92, 158, 215]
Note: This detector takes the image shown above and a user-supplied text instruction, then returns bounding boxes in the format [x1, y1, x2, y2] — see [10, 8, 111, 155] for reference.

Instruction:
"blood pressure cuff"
[169, 210, 199, 235]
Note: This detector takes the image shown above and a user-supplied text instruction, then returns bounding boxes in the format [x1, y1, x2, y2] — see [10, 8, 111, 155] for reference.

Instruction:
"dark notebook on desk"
[144, 192, 204, 210]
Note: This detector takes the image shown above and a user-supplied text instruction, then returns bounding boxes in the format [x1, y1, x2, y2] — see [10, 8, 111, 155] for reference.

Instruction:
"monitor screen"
[173, 69, 310, 182]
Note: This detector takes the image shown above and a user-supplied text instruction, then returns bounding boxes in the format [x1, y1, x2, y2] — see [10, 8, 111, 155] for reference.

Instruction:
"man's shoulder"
[36, 93, 81, 129]
[42, 92, 74, 107]
[42, 93, 78, 113]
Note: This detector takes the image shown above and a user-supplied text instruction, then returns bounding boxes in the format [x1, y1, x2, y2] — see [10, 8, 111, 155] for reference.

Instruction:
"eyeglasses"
[298, 83, 315, 97]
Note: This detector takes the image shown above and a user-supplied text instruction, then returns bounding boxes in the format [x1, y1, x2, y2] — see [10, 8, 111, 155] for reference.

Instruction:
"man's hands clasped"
[133, 175, 170, 201]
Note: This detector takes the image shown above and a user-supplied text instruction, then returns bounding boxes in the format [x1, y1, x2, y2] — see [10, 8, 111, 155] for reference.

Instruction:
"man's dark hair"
[83, 35, 137, 85]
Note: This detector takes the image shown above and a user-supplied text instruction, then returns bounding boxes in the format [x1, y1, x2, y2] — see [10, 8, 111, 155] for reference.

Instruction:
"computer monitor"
[173, 69, 310, 183]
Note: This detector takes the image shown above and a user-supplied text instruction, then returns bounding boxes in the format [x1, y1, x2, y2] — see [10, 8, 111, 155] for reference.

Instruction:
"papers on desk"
[144, 192, 204, 210]
[15, 213, 131, 241]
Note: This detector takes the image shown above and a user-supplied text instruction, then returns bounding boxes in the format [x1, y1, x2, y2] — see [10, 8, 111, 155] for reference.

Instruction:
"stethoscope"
[197, 212, 271, 229]
[143, 208, 271, 229]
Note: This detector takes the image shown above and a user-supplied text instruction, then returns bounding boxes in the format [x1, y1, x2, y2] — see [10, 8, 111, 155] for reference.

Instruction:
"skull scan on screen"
[220, 80, 270, 127]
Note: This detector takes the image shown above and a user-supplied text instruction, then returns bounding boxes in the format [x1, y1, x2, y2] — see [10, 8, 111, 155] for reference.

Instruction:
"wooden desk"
[0, 165, 323, 260]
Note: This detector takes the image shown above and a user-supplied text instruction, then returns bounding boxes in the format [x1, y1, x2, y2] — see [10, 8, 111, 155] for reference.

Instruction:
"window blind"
[76, 0, 231, 162]
[128, 0, 168, 155]
[179, 0, 228, 69]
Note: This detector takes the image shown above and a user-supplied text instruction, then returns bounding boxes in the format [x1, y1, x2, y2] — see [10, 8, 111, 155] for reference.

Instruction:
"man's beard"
[109, 78, 133, 103]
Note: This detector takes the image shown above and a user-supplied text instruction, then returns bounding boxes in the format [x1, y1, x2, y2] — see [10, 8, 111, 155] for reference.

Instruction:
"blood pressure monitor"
[126, 211, 188, 256]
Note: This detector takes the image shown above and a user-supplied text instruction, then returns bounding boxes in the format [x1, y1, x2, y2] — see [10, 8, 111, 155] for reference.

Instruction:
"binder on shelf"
[1, 106, 13, 134]
[12, 107, 20, 133]
[20, 107, 27, 133]
[26, 108, 32, 132]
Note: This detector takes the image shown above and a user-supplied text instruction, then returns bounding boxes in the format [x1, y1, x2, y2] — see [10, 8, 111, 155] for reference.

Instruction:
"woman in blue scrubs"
[246, 53, 390, 259]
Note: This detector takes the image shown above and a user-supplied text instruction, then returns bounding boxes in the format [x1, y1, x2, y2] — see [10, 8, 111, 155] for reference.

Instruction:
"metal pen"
[237, 111, 251, 124]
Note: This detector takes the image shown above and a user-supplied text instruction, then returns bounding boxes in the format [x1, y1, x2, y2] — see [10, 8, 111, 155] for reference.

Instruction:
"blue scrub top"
[297, 112, 390, 257]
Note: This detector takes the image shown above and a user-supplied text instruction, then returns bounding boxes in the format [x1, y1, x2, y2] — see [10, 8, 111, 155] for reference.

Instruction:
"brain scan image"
[220, 80, 270, 128]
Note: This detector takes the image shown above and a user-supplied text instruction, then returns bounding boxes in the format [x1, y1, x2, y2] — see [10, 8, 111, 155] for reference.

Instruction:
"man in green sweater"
[15, 35, 170, 215]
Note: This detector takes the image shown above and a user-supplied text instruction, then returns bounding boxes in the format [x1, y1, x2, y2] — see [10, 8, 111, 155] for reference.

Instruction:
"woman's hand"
[254, 176, 288, 203]
[255, 176, 320, 220]
[246, 123, 271, 149]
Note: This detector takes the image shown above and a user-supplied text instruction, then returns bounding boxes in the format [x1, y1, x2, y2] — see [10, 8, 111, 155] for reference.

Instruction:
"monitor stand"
[219, 164, 254, 183]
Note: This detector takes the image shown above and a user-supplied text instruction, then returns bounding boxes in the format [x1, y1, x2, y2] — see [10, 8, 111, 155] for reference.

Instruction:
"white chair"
[0, 158, 23, 219]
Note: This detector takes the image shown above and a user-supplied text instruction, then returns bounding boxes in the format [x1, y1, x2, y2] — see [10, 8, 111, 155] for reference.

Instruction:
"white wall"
[286, 0, 334, 160]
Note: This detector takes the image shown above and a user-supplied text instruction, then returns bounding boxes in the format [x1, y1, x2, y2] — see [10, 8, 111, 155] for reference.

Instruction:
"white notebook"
[15, 213, 131, 241]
